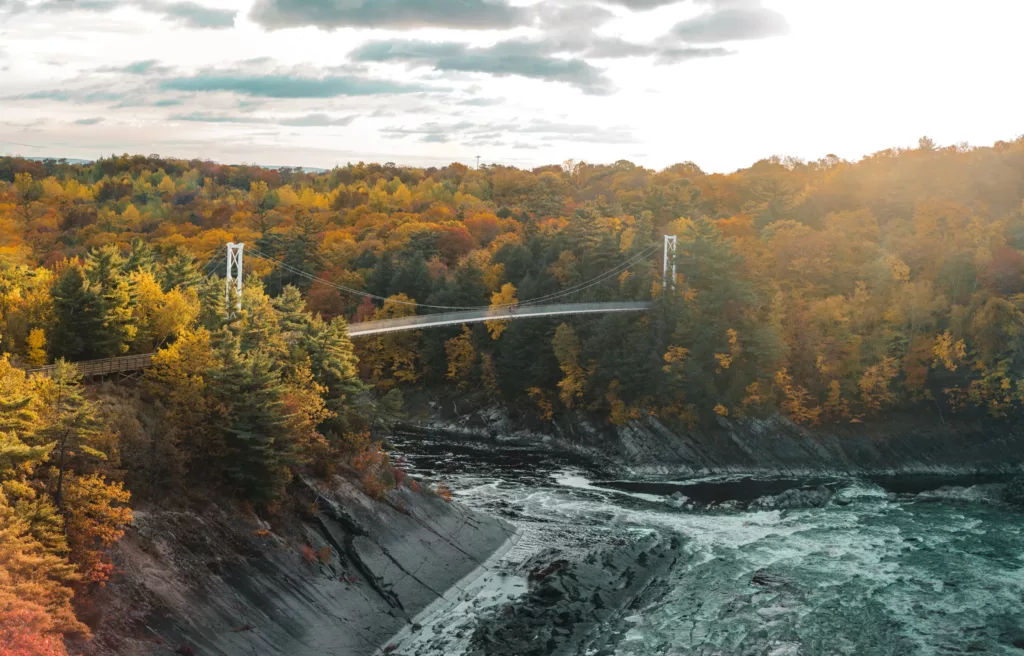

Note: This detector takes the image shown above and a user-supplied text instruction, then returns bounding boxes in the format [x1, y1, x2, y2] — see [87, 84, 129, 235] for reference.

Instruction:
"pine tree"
[161, 252, 202, 292]
[35, 361, 106, 510]
[82, 245, 125, 291]
[49, 265, 98, 361]
[93, 277, 136, 358]
[273, 284, 308, 333]
[211, 332, 293, 506]
[390, 252, 432, 303]
[124, 238, 157, 274]
[83, 246, 136, 357]
[300, 315, 362, 423]
[0, 355, 41, 437]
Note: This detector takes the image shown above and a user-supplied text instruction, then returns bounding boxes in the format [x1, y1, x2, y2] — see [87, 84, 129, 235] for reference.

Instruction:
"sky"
[0, 0, 1022, 173]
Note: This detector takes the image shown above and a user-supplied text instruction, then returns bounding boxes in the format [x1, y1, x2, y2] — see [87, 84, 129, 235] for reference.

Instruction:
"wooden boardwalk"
[26, 353, 154, 379]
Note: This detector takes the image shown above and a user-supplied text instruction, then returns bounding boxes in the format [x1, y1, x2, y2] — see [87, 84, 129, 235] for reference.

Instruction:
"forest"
[2, 135, 1024, 651]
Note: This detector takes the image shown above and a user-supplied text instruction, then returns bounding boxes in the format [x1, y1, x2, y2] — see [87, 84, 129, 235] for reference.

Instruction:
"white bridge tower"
[662, 234, 677, 288]
[226, 242, 244, 312]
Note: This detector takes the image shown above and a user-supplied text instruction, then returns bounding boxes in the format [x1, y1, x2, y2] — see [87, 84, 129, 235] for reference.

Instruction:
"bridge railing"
[21, 302, 653, 375]
[348, 301, 652, 336]
[25, 353, 155, 378]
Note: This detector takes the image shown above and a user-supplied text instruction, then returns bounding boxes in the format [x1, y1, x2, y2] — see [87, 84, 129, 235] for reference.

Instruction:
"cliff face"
[398, 404, 1024, 478]
[75, 476, 514, 656]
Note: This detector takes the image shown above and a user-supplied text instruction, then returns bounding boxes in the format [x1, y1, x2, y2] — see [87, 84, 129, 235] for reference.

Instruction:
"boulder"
[1003, 476, 1024, 506]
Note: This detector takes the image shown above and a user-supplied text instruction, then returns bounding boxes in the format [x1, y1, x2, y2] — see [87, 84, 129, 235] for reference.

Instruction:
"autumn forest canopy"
[3, 136, 1024, 651]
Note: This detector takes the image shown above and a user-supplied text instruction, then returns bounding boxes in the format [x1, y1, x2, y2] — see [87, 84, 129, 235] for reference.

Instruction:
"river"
[384, 433, 1024, 656]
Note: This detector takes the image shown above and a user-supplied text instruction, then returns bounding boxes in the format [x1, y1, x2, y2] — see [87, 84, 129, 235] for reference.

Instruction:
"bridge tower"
[663, 234, 677, 288]
[226, 242, 244, 313]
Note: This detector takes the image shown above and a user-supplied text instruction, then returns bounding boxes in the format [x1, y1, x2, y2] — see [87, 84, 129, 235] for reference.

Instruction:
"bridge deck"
[348, 301, 652, 336]
[25, 301, 652, 377]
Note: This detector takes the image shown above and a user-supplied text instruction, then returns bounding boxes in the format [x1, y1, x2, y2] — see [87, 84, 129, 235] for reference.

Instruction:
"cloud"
[458, 97, 504, 107]
[74, 117, 105, 125]
[171, 112, 253, 123]
[170, 111, 359, 126]
[381, 118, 637, 145]
[670, 5, 788, 43]
[0, 0, 27, 13]
[161, 1, 236, 28]
[250, 0, 530, 31]
[350, 25, 738, 92]
[123, 59, 162, 74]
[153, 98, 186, 107]
[10, 89, 126, 103]
[279, 113, 357, 127]
[97, 59, 172, 75]
[596, 0, 687, 8]
[351, 39, 614, 95]
[33, 0, 237, 29]
[160, 71, 432, 98]
[655, 45, 732, 64]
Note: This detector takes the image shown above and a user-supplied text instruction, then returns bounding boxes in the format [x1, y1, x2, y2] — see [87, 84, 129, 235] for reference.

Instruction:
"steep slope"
[74, 476, 514, 656]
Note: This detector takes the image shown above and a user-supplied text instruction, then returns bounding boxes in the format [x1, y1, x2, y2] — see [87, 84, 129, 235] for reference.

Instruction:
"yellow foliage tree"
[552, 323, 585, 407]
[26, 329, 47, 367]
[774, 368, 821, 425]
[486, 283, 517, 340]
[444, 326, 477, 390]
[526, 387, 553, 421]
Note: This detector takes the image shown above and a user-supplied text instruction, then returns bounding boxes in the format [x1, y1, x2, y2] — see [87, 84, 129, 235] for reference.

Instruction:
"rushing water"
[386, 434, 1024, 656]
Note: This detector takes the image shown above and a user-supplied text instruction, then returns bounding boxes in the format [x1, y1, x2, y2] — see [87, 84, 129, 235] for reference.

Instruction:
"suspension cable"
[245, 244, 660, 312]
[517, 244, 660, 306]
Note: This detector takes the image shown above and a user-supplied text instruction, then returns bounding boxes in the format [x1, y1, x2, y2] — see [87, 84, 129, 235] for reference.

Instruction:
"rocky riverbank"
[74, 475, 514, 656]
[396, 401, 1024, 478]
[467, 534, 684, 656]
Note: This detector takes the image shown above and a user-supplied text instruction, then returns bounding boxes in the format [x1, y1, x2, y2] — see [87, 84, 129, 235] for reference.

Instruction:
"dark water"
[387, 433, 1024, 656]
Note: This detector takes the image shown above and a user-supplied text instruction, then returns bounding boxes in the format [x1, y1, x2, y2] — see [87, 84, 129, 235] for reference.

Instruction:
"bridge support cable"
[245, 242, 664, 312]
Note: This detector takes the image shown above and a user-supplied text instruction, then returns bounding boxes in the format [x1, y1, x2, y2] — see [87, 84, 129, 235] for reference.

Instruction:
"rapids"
[383, 434, 1024, 656]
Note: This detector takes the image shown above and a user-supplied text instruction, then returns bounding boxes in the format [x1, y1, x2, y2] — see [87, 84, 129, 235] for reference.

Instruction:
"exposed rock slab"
[397, 407, 1024, 477]
[74, 476, 513, 656]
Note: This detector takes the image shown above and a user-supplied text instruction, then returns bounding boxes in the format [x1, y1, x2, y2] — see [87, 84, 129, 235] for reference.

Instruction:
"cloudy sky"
[1, 0, 1021, 172]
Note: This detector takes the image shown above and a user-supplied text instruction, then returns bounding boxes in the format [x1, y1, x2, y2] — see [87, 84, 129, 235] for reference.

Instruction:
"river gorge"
[383, 430, 1024, 656]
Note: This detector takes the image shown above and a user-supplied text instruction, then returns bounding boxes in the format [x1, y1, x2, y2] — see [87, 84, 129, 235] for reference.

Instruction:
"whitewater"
[385, 434, 1024, 656]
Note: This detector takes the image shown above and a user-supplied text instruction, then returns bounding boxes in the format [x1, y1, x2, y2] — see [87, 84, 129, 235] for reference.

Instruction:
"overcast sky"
[1, 0, 1021, 172]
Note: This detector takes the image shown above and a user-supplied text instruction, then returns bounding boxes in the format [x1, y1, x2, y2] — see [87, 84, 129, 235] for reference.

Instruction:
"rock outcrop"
[467, 534, 683, 656]
[749, 485, 834, 510]
[75, 476, 514, 656]
[1004, 476, 1024, 506]
[398, 404, 1024, 478]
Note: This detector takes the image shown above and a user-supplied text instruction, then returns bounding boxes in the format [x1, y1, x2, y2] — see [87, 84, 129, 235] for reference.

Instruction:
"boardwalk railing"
[25, 302, 653, 377]
[26, 353, 154, 378]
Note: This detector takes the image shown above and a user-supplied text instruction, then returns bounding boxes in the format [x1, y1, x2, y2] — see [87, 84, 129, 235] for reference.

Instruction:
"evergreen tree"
[273, 284, 308, 333]
[82, 245, 124, 291]
[211, 332, 293, 506]
[35, 361, 106, 511]
[161, 252, 202, 292]
[390, 252, 432, 303]
[367, 253, 395, 299]
[196, 272, 227, 331]
[49, 266, 97, 361]
[83, 246, 136, 357]
[280, 214, 324, 292]
[124, 238, 157, 274]
[300, 315, 362, 423]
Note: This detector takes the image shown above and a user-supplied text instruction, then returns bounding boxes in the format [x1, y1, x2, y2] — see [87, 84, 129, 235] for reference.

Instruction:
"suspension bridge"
[27, 237, 676, 378]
